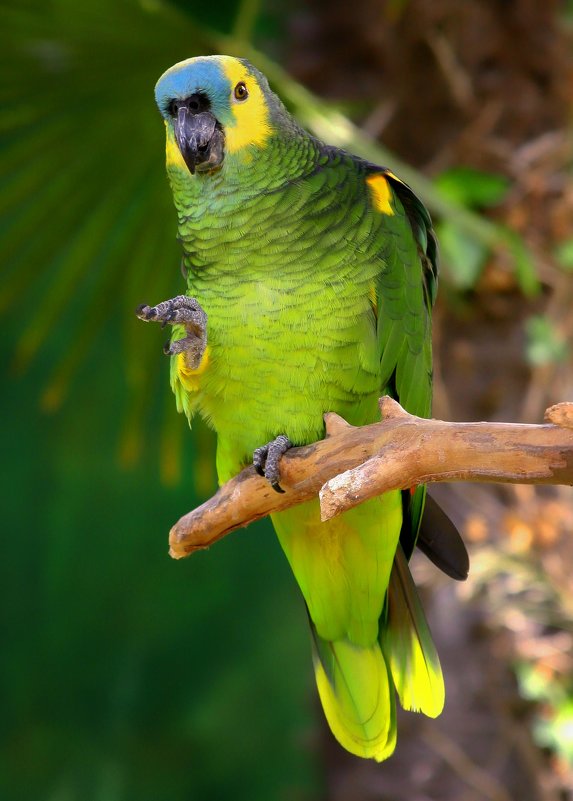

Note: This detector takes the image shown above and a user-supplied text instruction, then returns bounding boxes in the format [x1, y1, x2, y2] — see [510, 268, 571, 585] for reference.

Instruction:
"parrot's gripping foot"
[253, 435, 293, 493]
[136, 295, 207, 370]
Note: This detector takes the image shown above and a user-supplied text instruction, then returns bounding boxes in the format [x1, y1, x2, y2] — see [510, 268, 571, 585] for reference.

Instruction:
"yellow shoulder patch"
[218, 57, 272, 155]
[366, 174, 395, 216]
[176, 346, 210, 393]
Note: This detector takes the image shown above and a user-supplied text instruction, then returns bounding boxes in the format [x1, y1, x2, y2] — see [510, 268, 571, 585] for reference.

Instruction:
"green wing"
[370, 168, 438, 556]
[374, 169, 437, 418]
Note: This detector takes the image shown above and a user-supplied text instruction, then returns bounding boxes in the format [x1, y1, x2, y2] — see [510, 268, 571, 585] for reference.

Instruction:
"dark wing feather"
[417, 494, 470, 581]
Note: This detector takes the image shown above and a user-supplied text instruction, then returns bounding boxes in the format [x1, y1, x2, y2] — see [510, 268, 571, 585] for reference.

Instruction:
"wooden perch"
[169, 398, 573, 559]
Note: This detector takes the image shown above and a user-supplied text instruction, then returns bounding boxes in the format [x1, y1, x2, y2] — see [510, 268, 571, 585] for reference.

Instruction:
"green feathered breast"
[156, 54, 443, 761]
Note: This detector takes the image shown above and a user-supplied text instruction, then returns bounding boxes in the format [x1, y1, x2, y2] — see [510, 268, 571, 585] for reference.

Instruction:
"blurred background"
[2, 0, 573, 798]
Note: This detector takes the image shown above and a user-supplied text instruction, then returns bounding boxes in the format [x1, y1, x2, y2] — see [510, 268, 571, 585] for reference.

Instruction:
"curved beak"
[174, 106, 224, 174]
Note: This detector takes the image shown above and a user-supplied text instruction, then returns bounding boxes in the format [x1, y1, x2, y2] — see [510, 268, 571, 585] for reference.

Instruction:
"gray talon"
[136, 303, 157, 320]
[136, 295, 207, 369]
[253, 435, 292, 492]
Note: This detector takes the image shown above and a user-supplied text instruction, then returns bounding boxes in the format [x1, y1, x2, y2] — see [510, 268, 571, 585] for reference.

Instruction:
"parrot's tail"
[309, 545, 444, 761]
[310, 625, 397, 762]
[380, 545, 445, 718]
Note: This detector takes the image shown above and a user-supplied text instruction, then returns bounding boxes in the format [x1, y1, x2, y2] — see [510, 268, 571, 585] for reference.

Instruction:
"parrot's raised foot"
[253, 435, 293, 493]
[136, 295, 207, 370]
[136, 295, 206, 328]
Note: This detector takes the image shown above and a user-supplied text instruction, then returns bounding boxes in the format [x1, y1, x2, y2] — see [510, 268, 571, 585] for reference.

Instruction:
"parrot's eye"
[233, 82, 249, 102]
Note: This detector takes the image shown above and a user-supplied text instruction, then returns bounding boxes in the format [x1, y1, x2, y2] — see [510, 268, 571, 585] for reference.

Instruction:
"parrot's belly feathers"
[156, 54, 444, 762]
[184, 272, 381, 472]
[171, 171, 386, 477]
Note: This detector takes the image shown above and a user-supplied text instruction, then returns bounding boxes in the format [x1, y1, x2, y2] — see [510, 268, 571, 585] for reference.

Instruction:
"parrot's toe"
[136, 295, 206, 327]
[253, 458, 265, 478]
[253, 435, 292, 493]
[135, 303, 157, 320]
[136, 294, 207, 368]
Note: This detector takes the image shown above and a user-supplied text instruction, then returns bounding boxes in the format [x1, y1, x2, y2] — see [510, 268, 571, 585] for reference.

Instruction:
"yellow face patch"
[218, 56, 272, 155]
[165, 122, 187, 170]
[366, 174, 395, 216]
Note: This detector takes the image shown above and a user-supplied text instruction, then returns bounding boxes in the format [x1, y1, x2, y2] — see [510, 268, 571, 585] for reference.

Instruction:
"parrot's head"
[155, 55, 283, 177]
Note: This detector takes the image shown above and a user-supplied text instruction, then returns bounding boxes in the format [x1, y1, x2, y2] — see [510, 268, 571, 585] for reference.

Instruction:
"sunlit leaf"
[554, 239, 573, 272]
[435, 219, 488, 289]
[435, 166, 510, 208]
[525, 315, 568, 366]
[502, 227, 541, 296]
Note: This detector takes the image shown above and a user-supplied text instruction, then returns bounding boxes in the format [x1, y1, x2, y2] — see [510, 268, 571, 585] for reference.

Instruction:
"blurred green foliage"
[434, 167, 509, 290]
[518, 660, 573, 766]
[1, 322, 320, 800]
[435, 167, 510, 208]
[525, 315, 568, 367]
[555, 238, 573, 272]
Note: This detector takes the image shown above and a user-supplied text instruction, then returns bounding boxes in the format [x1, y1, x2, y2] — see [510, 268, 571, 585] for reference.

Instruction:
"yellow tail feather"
[380, 546, 445, 718]
[312, 636, 397, 762]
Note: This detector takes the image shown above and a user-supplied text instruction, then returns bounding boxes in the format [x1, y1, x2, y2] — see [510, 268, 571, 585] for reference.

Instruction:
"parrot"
[140, 54, 468, 761]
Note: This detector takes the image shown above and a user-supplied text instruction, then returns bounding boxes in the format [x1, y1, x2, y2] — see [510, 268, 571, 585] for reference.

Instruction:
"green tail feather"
[380, 545, 445, 718]
[310, 618, 397, 762]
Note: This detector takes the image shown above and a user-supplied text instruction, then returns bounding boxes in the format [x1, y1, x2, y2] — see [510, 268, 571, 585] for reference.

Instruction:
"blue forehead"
[154, 57, 231, 118]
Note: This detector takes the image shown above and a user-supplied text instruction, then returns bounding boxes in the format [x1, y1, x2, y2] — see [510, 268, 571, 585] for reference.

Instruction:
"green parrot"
[140, 55, 465, 761]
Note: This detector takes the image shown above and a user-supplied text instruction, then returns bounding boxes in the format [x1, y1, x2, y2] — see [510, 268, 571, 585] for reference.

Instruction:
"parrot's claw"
[136, 295, 207, 370]
[253, 435, 293, 493]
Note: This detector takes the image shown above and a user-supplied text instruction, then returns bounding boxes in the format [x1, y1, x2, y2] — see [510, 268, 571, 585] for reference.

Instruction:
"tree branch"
[168, 398, 573, 559]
